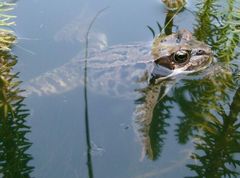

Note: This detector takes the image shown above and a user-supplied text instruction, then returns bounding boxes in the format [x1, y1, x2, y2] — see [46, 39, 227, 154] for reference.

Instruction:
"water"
[1, 0, 240, 177]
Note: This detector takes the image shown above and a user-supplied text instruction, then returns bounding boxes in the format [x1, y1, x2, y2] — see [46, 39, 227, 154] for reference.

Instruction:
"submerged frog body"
[24, 42, 152, 98]
[24, 29, 212, 98]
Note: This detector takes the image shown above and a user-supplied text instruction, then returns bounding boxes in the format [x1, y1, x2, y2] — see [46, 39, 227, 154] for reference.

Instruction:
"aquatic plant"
[194, 0, 240, 62]
[179, 74, 240, 177]
[215, 1, 240, 62]
[181, 0, 240, 177]
[147, 5, 185, 37]
[83, 7, 108, 178]
[0, 53, 34, 177]
[0, 2, 16, 26]
[161, 0, 186, 11]
[171, 65, 240, 176]
[0, 2, 34, 177]
[0, 2, 16, 51]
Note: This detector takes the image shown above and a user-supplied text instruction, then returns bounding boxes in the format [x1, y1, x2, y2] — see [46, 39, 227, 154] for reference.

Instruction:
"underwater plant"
[194, 0, 240, 62]
[0, 2, 34, 177]
[0, 2, 16, 51]
[181, 0, 240, 177]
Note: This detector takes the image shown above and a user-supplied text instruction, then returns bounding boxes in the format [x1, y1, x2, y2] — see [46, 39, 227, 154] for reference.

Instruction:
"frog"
[24, 29, 213, 98]
[134, 29, 213, 160]
[150, 29, 212, 80]
[22, 17, 214, 163]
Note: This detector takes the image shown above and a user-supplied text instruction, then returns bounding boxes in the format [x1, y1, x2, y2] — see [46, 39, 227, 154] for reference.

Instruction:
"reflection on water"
[135, 81, 173, 160]
[184, 70, 240, 177]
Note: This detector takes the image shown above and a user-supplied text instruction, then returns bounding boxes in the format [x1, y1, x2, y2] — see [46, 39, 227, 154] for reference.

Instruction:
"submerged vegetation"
[0, 2, 33, 177]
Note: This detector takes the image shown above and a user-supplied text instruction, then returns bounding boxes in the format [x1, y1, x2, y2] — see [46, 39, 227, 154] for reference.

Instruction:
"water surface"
[4, 0, 240, 177]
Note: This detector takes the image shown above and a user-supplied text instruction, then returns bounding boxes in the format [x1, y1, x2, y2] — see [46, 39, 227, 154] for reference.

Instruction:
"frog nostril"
[196, 50, 206, 55]
[173, 50, 189, 63]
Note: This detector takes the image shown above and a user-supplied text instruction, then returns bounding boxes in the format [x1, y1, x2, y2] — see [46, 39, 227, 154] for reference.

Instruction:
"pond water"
[2, 0, 240, 177]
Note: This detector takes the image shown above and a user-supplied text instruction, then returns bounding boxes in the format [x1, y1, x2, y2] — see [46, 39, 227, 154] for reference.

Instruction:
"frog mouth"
[151, 55, 213, 84]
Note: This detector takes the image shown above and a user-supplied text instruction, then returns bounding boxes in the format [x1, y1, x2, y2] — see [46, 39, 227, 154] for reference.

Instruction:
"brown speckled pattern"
[151, 29, 212, 70]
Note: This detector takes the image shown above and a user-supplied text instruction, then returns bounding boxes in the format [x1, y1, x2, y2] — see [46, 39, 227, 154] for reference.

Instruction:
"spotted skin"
[151, 29, 212, 73]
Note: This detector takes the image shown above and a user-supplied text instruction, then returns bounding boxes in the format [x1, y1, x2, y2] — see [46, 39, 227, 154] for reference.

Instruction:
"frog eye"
[173, 50, 190, 63]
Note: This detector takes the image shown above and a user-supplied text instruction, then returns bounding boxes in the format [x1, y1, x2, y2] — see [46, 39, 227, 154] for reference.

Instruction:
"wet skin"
[151, 29, 213, 78]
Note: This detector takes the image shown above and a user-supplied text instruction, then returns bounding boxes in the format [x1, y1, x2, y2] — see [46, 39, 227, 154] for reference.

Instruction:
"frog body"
[24, 29, 212, 98]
